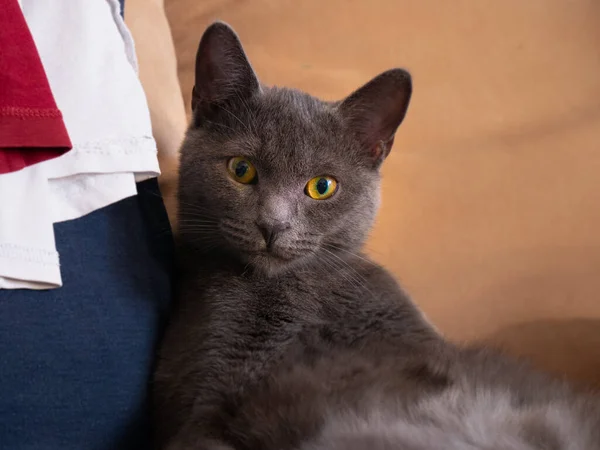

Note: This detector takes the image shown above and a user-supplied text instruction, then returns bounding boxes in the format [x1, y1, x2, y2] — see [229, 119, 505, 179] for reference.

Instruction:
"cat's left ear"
[338, 69, 412, 169]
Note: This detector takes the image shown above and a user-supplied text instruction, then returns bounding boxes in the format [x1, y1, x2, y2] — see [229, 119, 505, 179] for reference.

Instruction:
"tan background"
[164, 0, 600, 385]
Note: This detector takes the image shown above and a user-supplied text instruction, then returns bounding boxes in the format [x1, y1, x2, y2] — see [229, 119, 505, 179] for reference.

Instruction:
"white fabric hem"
[50, 173, 139, 224]
[0, 244, 61, 289]
[44, 136, 160, 180]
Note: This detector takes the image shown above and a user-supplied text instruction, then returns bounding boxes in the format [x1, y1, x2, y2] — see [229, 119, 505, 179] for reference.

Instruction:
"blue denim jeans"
[0, 178, 174, 449]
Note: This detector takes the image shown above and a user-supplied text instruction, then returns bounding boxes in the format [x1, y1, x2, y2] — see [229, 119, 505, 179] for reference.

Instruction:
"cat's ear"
[338, 69, 412, 169]
[192, 22, 260, 113]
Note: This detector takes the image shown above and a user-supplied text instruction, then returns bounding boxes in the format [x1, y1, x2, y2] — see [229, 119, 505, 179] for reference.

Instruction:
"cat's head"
[179, 22, 411, 276]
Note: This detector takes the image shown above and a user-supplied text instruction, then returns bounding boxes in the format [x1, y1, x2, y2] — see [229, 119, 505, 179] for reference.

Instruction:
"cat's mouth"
[243, 240, 320, 275]
[243, 249, 298, 276]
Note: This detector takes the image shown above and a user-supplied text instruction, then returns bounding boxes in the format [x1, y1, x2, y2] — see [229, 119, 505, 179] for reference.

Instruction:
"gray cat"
[153, 22, 600, 450]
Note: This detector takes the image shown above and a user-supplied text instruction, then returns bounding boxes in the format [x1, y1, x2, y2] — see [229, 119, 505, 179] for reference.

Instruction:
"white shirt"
[0, 0, 160, 289]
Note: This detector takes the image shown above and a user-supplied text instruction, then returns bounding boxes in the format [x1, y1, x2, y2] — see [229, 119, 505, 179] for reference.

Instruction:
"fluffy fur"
[152, 22, 600, 450]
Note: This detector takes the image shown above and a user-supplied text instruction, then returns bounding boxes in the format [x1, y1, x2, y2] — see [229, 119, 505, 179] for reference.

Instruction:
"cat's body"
[155, 253, 442, 447]
[155, 256, 600, 450]
[153, 22, 600, 449]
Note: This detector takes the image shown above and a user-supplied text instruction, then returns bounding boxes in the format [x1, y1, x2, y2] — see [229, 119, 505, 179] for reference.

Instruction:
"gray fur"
[153, 22, 600, 450]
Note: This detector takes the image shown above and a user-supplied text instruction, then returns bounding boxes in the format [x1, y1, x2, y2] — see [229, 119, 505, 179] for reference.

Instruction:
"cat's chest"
[214, 272, 330, 324]
[200, 269, 363, 344]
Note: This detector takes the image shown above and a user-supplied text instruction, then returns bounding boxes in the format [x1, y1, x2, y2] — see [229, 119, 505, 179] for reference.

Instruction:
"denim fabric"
[0, 178, 174, 449]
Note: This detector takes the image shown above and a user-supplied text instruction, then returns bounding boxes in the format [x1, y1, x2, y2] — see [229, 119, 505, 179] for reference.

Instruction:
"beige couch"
[164, 0, 600, 386]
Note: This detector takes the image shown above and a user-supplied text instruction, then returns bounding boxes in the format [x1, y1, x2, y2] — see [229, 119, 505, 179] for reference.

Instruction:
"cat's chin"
[244, 251, 303, 277]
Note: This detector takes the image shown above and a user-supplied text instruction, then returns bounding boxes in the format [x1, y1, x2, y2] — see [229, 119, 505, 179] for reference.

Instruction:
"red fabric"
[0, 0, 72, 175]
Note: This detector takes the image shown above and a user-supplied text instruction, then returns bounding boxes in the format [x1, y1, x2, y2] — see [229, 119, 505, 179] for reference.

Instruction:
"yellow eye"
[305, 176, 338, 200]
[227, 157, 257, 184]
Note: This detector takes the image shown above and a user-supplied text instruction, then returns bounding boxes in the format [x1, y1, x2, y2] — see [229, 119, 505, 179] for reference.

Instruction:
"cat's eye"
[227, 157, 257, 184]
[305, 176, 338, 200]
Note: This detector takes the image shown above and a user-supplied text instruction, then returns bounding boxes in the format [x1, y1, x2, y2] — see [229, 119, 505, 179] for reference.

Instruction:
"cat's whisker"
[220, 229, 258, 249]
[179, 227, 220, 237]
[216, 103, 252, 135]
[178, 219, 219, 226]
[232, 90, 257, 135]
[179, 229, 219, 234]
[178, 220, 219, 226]
[241, 261, 252, 277]
[320, 251, 367, 294]
[202, 119, 238, 134]
[177, 200, 222, 213]
[178, 217, 218, 223]
[322, 248, 374, 295]
[323, 248, 364, 280]
[178, 212, 218, 222]
[183, 235, 223, 252]
[178, 207, 220, 219]
[324, 243, 382, 270]
[177, 209, 217, 217]
[220, 219, 248, 230]
[322, 258, 366, 295]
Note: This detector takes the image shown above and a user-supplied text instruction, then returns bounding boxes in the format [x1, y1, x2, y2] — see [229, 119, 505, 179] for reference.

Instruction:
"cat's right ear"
[192, 22, 260, 114]
[338, 69, 412, 169]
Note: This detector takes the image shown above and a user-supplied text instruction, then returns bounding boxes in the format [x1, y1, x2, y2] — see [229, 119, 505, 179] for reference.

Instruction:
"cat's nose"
[256, 219, 291, 249]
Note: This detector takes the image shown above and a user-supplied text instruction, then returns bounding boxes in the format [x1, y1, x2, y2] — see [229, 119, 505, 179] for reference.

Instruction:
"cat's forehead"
[247, 88, 353, 173]
[255, 88, 337, 137]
